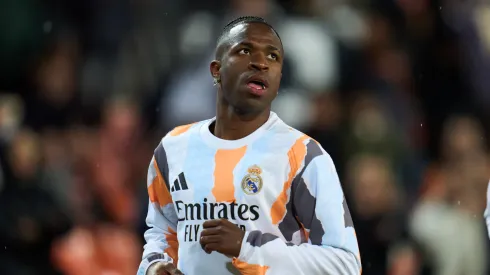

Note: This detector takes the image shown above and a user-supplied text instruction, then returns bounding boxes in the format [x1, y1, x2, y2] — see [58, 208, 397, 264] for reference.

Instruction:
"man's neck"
[212, 101, 271, 141]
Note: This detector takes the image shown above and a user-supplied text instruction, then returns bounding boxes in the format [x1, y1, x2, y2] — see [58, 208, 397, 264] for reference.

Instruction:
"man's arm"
[137, 144, 179, 275]
[232, 141, 361, 275]
[485, 181, 490, 239]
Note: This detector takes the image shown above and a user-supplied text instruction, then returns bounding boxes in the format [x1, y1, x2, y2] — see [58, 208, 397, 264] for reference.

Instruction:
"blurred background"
[0, 0, 490, 274]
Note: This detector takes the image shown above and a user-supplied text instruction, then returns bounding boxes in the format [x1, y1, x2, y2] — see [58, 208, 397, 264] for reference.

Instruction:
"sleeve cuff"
[234, 231, 252, 262]
[139, 253, 174, 275]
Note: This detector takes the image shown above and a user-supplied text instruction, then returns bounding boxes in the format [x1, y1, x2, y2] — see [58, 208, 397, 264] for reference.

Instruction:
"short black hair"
[215, 16, 282, 59]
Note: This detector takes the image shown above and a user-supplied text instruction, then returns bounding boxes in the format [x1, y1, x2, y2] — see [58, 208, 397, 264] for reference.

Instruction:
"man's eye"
[239, 49, 250, 55]
[268, 53, 278, 60]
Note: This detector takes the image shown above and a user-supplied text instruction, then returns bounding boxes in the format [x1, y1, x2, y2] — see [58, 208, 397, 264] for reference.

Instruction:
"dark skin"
[148, 22, 284, 275]
[200, 219, 247, 257]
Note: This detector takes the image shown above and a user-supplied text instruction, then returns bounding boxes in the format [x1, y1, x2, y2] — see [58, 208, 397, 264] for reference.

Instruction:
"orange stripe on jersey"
[148, 160, 173, 207]
[232, 258, 269, 275]
[169, 123, 195, 136]
[295, 215, 310, 241]
[212, 146, 247, 202]
[271, 135, 309, 224]
[164, 227, 179, 266]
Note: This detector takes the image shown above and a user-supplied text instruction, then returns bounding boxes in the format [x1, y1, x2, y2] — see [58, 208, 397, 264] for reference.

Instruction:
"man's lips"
[245, 74, 269, 96]
[246, 82, 267, 96]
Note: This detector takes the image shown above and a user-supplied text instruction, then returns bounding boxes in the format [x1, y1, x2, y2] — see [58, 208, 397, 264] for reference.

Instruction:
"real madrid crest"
[241, 165, 263, 195]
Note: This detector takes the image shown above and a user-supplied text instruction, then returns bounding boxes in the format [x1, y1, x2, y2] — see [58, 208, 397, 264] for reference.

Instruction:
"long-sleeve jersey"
[137, 112, 361, 275]
[485, 181, 490, 239]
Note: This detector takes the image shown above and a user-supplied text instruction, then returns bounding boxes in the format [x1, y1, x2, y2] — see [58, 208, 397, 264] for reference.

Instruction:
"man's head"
[210, 16, 284, 116]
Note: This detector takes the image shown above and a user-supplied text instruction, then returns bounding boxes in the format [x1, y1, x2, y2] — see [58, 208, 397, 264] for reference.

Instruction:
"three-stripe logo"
[171, 172, 188, 192]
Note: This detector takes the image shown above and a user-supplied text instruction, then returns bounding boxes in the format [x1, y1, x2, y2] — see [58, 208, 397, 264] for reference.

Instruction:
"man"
[138, 16, 361, 275]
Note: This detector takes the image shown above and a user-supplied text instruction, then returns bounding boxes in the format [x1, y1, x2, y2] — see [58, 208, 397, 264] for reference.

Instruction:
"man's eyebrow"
[234, 41, 282, 53]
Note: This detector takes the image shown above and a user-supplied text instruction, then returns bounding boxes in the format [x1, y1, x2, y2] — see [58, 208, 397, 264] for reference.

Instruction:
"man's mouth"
[247, 80, 266, 90]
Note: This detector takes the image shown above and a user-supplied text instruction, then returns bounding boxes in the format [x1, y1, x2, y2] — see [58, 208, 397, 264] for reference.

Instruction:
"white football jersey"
[137, 112, 361, 275]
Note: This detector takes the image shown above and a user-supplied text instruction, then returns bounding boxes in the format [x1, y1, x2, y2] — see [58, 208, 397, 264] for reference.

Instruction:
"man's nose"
[249, 54, 269, 71]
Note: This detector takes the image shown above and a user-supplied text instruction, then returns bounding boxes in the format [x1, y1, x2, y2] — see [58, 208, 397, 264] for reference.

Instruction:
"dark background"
[0, 0, 489, 274]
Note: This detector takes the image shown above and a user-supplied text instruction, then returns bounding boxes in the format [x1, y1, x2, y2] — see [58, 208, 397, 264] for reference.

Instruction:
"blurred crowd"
[1, 0, 490, 274]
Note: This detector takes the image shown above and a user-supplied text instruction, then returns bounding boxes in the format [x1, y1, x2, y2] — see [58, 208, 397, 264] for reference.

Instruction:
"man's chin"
[231, 101, 268, 118]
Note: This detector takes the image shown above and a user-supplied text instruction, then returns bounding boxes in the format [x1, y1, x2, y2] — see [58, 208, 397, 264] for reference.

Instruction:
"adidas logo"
[171, 172, 188, 192]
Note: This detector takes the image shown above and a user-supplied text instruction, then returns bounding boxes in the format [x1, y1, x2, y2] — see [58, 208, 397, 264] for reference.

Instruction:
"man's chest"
[169, 158, 289, 201]
[166, 148, 292, 221]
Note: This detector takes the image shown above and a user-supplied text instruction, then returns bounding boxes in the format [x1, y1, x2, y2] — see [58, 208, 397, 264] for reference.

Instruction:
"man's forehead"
[226, 22, 280, 45]
[228, 23, 248, 38]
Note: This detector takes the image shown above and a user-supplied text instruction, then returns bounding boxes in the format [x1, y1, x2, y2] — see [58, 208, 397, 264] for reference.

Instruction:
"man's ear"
[210, 60, 221, 81]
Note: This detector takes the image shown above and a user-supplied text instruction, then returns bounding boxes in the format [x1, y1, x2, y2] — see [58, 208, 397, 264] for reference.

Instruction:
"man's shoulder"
[159, 119, 209, 146]
[272, 119, 319, 146]
[269, 120, 326, 160]
[166, 122, 200, 138]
